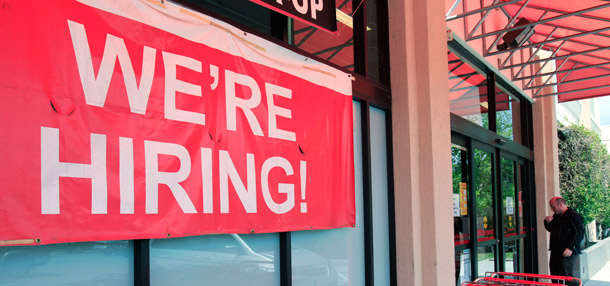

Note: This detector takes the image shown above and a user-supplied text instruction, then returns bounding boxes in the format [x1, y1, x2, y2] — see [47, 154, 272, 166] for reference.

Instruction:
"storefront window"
[450, 39, 535, 277]
[475, 149, 494, 242]
[292, 0, 354, 71]
[501, 158, 517, 237]
[0, 241, 133, 286]
[176, 0, 274, 35]
[448, 52, 489, 129]
[291, 101, 366, 285]
[477, 246, 495, 277]
[370, 106, 391, 285]
[496, 88, 521, 142]
[504, 240, 518, 272]
[0, 1, 393, 285]
[452, 144, 471, 247]
[366, 0, 382, 81]
[452, 143, 472, 285]
[291, 228, 360, 286]
[518, 165, 526, 235]
[150, 234, 280, 286]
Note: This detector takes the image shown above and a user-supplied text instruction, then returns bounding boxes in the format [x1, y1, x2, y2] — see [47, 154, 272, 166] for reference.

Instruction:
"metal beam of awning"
[462, 3, 610, 42]
[525, 72, 610, 90]
[513, 61, 610, 81]
[533, 82, 610, 98]
[446, 0, 610, 102]
[485, 26, 610, 57]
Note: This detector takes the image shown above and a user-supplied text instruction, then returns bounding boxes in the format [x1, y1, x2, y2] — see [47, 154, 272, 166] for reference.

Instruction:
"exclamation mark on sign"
[300, 161, 307, 213]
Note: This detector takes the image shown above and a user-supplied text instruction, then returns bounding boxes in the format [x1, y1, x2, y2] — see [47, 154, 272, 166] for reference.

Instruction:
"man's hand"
[545, 216, 553, 223]
[563, 248, 573, 257]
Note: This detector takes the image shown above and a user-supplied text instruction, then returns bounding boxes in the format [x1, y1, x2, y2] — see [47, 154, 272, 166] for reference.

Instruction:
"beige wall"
[532, 95, 560, 274]
[531, 58, 560, 274]
[389, 0, 454, 285]
[602, 125, 610, 154]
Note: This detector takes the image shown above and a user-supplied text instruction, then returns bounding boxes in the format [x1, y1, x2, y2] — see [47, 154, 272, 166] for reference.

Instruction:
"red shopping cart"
[460, 272, 582, 286]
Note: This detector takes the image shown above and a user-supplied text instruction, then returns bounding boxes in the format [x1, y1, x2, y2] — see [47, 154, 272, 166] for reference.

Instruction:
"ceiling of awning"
[446, 0, 610, 102]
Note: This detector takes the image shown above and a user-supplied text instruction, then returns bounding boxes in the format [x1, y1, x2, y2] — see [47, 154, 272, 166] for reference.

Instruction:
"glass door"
[452, 143, 472, 285]
[451, 130, 534, 281]
[472, 143, 497, 277]
[499, 152, 526, 273]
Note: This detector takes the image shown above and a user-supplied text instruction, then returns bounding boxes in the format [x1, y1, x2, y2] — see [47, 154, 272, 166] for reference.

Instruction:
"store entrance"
[451, 128, 535, 284]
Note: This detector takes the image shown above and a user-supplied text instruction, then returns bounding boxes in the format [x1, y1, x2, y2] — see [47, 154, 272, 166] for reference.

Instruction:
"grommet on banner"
[144, 0, 166, 9]
[166, 233, 171, 237]
[35, 238, 41, 243]
[251, 229, 255, 233]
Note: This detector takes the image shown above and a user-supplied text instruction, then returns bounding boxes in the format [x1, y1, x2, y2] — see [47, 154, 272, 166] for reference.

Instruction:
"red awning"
[447, 0, 610, 102]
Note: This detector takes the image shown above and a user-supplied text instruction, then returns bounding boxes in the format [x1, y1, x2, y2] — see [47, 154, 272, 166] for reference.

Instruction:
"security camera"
[497, 18, 535, 51]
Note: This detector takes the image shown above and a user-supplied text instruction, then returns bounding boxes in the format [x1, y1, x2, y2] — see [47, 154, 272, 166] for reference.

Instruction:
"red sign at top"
[0, 0, 353, 246]
[250, 0, 338, 33]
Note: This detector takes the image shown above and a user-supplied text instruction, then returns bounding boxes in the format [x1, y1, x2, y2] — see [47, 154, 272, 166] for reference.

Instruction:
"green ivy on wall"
[558, 122, 610, 229]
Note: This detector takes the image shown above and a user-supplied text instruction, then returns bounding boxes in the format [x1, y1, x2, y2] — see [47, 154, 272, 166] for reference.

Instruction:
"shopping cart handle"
[493, 272, 580, 281]
[483, 277, 569, 286]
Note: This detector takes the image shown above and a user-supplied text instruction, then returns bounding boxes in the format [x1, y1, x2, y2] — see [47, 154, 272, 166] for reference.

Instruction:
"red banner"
[0, 0, 354, 245]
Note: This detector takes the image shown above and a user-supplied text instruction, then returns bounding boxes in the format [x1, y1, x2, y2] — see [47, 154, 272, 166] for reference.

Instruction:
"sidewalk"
[584, 262, 610, 286]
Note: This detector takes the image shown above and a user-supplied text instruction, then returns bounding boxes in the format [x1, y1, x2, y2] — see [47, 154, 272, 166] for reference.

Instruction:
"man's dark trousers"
[549, 251, 579, 286]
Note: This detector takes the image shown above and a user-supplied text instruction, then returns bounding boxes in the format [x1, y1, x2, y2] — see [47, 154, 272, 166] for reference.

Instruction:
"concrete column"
[388, 0, 454, 285]
[532, 94, 560, 274]
[578, 99, 592, 128]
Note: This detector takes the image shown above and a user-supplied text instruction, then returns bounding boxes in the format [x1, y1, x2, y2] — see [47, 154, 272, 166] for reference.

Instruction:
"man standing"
[544, 196, 585, 284]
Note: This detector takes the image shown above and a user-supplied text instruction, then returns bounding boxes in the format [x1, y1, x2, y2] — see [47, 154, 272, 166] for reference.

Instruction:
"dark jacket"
[544, 207, 585, 255]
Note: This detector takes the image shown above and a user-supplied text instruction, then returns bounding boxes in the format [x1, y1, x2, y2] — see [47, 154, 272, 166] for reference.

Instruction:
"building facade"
[1, 0, 581, 285]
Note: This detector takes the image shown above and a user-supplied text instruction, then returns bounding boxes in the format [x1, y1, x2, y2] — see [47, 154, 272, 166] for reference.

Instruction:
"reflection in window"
[291, 100, 367, 286]
[501, 158, 517, 236]
[292, 0, 354, 70]
[452, 144, 471, 246]
[475, 149, 494, 241]
[518, 165, 526, 235]
[0, 241, 133, 286]
[496, 88, 521, 142]
[448, 52, 489, 129]
[504, 240, 518, 272]
[150, 234, 280, 286]
[366, 0, 381, 81]
[452, 144, 472, 285]
[477, 246, 495, 277]
[519, 239, 525, 271]
[176, 0, 273, 35]
[370, 106, 390, 285]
